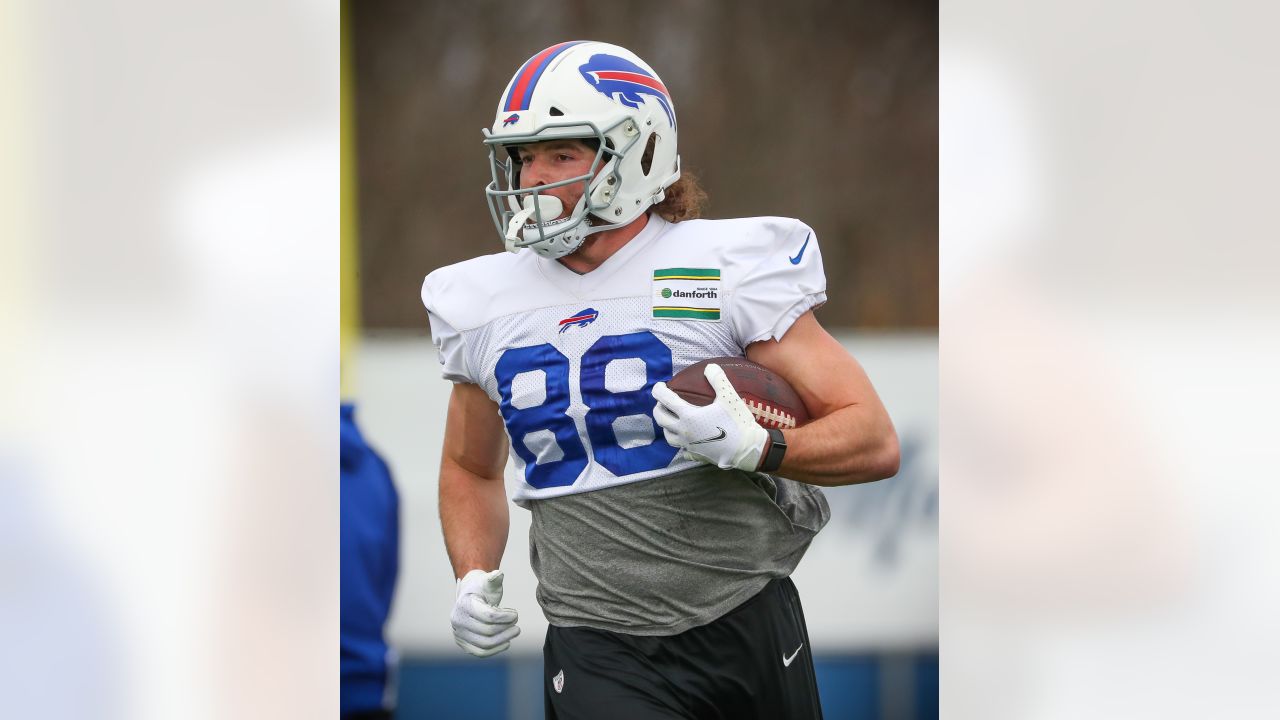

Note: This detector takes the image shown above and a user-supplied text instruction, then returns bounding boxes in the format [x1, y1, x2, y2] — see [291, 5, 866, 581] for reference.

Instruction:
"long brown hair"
[642, 135, 707, 222]
[654, 169, 708, 222]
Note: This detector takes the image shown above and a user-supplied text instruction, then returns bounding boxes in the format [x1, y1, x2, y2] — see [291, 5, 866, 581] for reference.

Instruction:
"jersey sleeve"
[728, 221, 828, 346]
[421, 273, 475, 384]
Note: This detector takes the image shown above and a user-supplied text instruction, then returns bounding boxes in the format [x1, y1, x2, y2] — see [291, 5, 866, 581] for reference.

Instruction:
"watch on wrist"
[758, 428, 787, 473]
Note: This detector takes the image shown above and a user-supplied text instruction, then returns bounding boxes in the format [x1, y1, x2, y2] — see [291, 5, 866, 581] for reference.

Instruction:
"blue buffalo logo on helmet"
[558, 308, 599, 333]
[503, 113, 520, 127]
[578, 54, 675, 129]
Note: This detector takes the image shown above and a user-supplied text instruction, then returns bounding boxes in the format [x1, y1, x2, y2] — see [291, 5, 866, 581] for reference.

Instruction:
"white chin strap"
[504, 195, 563, 252]
[504, 195, 597, 259]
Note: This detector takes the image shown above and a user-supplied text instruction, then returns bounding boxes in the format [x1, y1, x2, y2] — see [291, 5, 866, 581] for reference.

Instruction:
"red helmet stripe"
[590, 70, 669, 97]
[503, 41, 585, 112]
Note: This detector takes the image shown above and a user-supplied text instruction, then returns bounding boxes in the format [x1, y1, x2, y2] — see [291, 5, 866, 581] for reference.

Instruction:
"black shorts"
[542, 577, 823, 719]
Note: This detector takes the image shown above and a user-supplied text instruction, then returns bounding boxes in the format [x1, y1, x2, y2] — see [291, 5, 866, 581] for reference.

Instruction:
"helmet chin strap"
[504, 194, 564, 253]
[504, 192, 630, 259]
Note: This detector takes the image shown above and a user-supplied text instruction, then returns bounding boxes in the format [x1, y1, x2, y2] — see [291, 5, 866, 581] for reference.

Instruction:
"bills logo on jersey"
[503, 113, 520, 127]
[558, 307, 599, 333]
[578, 54, 676, 129]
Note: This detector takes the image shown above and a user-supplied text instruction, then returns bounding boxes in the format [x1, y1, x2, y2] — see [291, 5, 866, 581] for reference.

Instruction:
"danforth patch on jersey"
[652, 268, 721, 321]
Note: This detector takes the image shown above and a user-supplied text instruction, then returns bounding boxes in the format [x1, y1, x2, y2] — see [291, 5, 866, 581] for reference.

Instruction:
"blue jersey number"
[495, 344, 589, 489]
[494, 331, 678, 489]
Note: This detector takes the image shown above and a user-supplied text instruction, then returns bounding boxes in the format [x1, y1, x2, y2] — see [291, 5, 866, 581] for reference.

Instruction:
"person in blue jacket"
[341, 403, 400, 719]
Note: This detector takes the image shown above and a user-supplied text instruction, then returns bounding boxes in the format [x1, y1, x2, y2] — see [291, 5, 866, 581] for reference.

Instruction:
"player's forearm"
[439, 458, 510, 578]
[773, 403, 899, 486]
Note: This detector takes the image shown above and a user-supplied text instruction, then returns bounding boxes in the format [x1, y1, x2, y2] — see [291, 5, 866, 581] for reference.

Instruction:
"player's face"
[515, 140, 596, 219]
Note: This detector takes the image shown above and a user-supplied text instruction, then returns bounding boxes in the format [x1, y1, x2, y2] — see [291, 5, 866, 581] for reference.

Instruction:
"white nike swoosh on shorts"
[783, 643, 804, 667]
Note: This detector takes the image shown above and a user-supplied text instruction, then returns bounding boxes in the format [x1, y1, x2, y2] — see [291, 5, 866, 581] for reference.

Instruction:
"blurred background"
[351, 0, 938, 329]
[344, 1, 938, 718]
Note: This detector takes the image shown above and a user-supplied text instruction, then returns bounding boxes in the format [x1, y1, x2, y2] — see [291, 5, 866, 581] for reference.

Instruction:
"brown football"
[667, 357, 811, 429]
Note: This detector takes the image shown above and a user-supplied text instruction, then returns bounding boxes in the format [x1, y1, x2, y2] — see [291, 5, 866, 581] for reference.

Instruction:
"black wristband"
[759, 428, 787, 473]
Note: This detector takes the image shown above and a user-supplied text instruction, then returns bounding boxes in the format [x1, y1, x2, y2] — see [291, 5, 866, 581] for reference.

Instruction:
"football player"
[422, 41, 899, 718]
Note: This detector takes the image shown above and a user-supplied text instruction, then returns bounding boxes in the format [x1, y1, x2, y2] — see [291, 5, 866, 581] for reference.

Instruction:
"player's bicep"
[745, 311, 884, 420]
[441, 382, 508, 481]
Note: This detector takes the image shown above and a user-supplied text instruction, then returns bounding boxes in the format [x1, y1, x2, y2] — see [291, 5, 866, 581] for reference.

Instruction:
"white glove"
[652, 363, 770, 472]
[451, 569, 520, 658]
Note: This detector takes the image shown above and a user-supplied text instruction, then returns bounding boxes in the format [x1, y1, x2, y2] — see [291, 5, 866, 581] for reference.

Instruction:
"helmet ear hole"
[549, 107, 564, 116]
[640, 133, 658, 176]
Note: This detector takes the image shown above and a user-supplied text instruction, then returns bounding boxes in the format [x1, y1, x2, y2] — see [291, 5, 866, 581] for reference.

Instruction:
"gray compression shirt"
[525, 465, 830, 636]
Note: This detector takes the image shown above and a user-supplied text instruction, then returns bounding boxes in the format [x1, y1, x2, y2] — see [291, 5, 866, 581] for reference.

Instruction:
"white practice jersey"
[421, 214, 826, 503]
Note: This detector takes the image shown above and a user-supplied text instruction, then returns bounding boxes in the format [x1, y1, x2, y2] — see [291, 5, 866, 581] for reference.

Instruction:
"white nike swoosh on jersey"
[782, 643, 804, 667]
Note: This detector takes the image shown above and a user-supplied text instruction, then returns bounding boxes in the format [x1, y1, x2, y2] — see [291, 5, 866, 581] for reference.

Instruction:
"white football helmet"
[483, 41, 681, 258]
